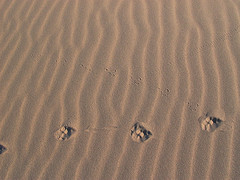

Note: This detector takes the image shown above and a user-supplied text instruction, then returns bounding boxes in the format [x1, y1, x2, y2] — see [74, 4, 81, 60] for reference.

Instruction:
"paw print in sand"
[0, 144, 7, 154]
[54, 126, 75, 141]
[131, 122, 152, 143]
[199, 116, 222, 132]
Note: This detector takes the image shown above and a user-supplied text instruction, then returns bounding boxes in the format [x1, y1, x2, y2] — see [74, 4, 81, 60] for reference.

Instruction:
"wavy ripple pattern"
[0, 0, 239, 179]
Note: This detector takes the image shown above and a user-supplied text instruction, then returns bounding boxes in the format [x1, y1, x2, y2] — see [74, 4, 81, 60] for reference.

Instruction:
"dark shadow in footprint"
[199, 115, 223, 132]
[54, 126, 75, 141]
[0, 144, 7, 154]
[131, 122, 152, 143]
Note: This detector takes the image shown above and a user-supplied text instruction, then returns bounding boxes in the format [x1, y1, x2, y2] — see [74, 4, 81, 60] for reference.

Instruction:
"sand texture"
[0, 0, 240, 179]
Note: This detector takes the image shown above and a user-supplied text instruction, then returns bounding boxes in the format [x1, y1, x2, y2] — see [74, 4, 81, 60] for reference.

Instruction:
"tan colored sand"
[0, 0, 240, 179]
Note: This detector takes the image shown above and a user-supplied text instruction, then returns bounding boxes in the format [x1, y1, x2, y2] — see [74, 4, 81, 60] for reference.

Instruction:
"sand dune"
[0, 0, 240, 179]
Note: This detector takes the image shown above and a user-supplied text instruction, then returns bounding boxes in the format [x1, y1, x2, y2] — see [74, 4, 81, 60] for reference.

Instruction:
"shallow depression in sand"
[199, 116, 223, 133]
[0, 144, 7, 154]
[54, 126, 75, 141]
[130, 122, 152, 143]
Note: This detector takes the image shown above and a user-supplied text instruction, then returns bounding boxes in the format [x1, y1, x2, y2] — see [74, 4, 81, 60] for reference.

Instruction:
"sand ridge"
[0, 0, 240, 179]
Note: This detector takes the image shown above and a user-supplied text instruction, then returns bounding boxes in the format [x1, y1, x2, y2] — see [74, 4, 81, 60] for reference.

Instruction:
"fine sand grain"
[0, 0, 240, 179]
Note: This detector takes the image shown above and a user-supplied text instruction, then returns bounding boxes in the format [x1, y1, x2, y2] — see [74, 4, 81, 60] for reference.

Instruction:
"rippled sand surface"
[0, 0, 240, 179]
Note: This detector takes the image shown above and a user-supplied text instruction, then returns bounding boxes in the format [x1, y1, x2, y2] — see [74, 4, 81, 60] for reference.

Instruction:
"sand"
[0, 0, 240, 179]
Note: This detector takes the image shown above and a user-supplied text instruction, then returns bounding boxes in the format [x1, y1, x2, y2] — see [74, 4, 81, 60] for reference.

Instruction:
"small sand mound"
[54, 126, 75, 141]
[130, 122, 152, 143]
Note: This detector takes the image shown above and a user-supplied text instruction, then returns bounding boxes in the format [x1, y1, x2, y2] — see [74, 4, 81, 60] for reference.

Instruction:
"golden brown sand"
[0, 0, 240, 179]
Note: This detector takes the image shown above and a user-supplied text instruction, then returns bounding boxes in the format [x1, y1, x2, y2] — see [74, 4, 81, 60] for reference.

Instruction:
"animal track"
[160, 88, 170, 97]
[199, 115, 222, 132]
[80, 64, 92, 72]
[130, 122, 152, 143]
[105, 68, 117, 77]
[130, 76, 142, 86]
[187, 102, 199, 111]
[0, 144, 7, 154]
[54, 125, 75, 141]
[84, 125, 118, 133]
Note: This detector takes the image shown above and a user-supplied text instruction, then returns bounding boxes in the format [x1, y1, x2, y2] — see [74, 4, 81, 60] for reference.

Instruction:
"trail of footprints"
[53, 115, 223, 144]
[0, 113, 226, 158]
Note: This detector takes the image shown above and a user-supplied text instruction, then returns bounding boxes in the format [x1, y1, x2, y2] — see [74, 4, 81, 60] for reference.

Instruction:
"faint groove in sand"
[188, 0, 208, 179]
[89, 7, 123, 180]
[94, 77, 120, 180]
[35, 29, 83, 179]
[187, 30, 206, 179]
[0, 0, 29, 45]
[74, 1, 135, 176]
[73, 14, 104, 179]
[217, 1, 240, 179]
[71, 0, 85, 48]
[65, 3, 109, 178]
[64, 1, 76, 48]
[176, 1, 208, 179]
[3, 97, 27, 180]
[5, 1, 68, 178]
[34, 7, 68, 94]
[1, 0, 16, 23]
[19, 0, 37, 20]
[0, 0, 23, 50]
[0, 98, 19, 177]
[28, 1, 53, 42]
[33, 1, 70, 92]
[224, 1, 240, 178]
[133, 2, 162, 180]
[111, 1, 150, 179]
[171, 30, 192, 179]
[0, 35, 22, 85]
[86, 1, 131, 179]
[109, 0, 137, 117]
[0, 0, 9, 14]
[46, 1, 94, 177]
[0, 98, 23, 139]
[120, 0, 148, 117]
[184, 2, 223, 179]
[150, 2, 180, 180]
[34, 50, 57, 93]
[204, 2, 226, 179]
[56, 0, 101, 177]
[44, 1, 86, 179]
[0, 1, 59, 112]
[36, 107, 67, 180]
[0, 1, 55, 107]
[32, 1, 59, 41]
[17, 95, 47, 158]
[0, 38, 59, 158]
[0, 0, 32, 77]
[130, 1, 161, 179]
[21, 109, 58, 179]
[155, 15, 187, 179]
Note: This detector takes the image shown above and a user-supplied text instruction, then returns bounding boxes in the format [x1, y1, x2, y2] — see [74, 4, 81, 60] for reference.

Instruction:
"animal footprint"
[130, 76, 142, 86]
[0, 144, 7, 154]
[187, 102, 199, 111]
[161, 88, 170, 97]
[199, 115, 222, 132]
[105, 68, 117, 77]
[130, 122, 152, 143]
[54, 126, 75, 141]
[80, 64, 92, 72]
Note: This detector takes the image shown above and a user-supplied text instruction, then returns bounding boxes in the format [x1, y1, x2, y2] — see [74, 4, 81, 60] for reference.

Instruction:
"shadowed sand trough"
[0, 0, 240, 179]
